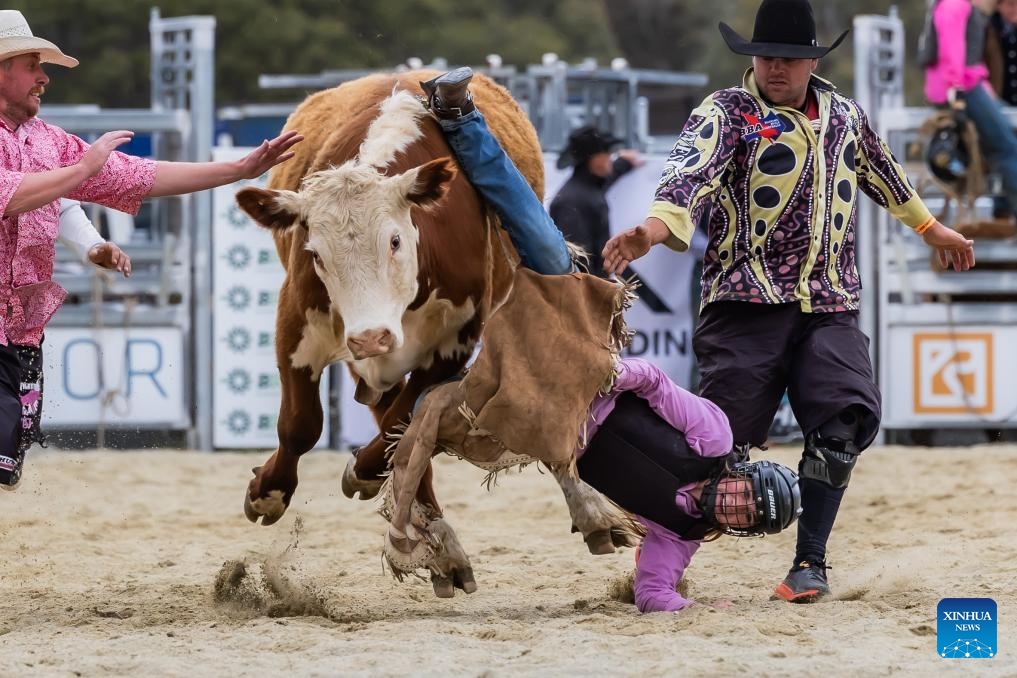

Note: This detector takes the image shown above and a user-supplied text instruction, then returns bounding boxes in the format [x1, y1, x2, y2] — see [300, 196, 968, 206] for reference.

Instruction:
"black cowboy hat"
[718, 0, 849, 59]
[556, 125, 624, 170]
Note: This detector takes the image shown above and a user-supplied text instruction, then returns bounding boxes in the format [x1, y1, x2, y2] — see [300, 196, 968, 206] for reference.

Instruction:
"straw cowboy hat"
[718, 0, 848, 59]
[0, 10, 77, 67]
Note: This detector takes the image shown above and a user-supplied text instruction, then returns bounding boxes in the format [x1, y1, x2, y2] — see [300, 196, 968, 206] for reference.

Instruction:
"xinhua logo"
[938, 598, 996, 658]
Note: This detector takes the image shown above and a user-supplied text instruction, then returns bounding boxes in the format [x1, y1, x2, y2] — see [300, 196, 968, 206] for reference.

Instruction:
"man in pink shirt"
[0, 10, 303, 488]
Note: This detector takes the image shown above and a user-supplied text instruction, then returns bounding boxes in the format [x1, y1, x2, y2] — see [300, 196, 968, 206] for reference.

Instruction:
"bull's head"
[236, 157, 456, 359]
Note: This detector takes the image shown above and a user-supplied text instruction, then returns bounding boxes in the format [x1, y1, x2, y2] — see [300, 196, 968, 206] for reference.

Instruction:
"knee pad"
[800, 408, 865, 489]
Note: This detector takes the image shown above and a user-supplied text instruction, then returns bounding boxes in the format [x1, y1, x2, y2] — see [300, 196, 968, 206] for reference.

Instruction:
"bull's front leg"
[549, 464, 644, 555]
[342, 352, 468, 502]
[245, 302, 326, 526]
[382, 388, 477, 598]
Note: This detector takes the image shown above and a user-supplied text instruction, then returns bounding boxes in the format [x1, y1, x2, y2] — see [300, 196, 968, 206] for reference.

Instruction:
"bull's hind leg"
[549, 464, 643, 555]
[343, 353, 467, 502]
[340, 375, 403, 501]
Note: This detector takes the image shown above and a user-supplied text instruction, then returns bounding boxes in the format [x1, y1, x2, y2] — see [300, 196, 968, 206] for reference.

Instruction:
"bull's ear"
[401, 157, 457, 209]
[235, 187, 302, 230]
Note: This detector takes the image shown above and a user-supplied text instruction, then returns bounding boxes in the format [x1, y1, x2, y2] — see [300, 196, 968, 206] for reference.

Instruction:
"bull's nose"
[347, 328, 394, 359]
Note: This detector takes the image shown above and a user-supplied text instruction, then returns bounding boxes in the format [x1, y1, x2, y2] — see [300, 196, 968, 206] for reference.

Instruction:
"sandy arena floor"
[1, 444, 1015, 677]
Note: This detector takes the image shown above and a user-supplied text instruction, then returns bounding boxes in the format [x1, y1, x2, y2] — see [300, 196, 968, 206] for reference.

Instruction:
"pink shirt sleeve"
[47, 122, 156, 216]
[0, 168, 26, 216]
[633, 519, 701, 613]
[611, 358, 733, 457]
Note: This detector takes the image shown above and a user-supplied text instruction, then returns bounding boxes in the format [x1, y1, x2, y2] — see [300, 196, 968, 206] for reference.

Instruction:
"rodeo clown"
[599, 0, 977, 603]
[390, 67, 803, 613]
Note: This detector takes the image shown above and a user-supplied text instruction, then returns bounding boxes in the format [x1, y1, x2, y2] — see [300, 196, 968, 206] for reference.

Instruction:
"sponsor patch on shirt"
[742, 111, 785, 143]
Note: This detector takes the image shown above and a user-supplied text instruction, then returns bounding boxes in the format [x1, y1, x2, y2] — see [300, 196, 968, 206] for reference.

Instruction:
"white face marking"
[248, 490, 287, 523]
[288, 293, 477, 393]
[350, 292, 476, 391]
[297, 162, 423, 355]
[289, 308, 350, 379]
[279, 89, 468, 382]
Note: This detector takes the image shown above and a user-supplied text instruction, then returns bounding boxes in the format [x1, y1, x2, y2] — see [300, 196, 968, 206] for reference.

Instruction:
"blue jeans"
[965, 84, 1017, 219]
[440, 110, 573, 275]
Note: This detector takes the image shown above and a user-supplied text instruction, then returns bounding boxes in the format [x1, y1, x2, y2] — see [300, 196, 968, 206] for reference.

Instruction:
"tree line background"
[16, 1, 932, 111]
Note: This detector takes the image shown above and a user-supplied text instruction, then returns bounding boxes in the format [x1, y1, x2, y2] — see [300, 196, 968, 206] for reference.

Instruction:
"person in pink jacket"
[576, 357, 801, 613]
[924, 0, 1017, 220]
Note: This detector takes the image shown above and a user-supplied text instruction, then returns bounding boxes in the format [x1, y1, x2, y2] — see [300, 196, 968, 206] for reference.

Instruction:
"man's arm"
[602, 150, 642, 191]
[603, 99, 733, 274]
[148, 131, 303, 197]
[3, 131, 135, 216]
[601, 217, 673, 276]
[57, 199, 132, 277]
[922, 220, 976, 271]
[851, 103, 975, 271]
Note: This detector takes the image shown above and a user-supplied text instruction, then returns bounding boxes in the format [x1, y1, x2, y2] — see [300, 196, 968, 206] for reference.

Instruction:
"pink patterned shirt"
[0, 116, 156, 347]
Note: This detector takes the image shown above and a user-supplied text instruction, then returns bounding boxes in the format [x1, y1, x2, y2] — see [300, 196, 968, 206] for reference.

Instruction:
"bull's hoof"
[244, 471, 288, 526]
[430, 572, 456, 599]
[584, 529, 618, 555]
[341, 456, 383, 500]
[610, 526, 642, 549]
[430, 567, 477, 598]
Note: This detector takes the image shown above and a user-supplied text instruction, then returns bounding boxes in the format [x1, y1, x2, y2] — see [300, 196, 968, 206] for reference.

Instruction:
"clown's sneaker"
[774, 560, 830, 603]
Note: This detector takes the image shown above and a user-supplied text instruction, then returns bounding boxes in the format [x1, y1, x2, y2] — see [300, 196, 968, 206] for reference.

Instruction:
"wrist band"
[915, 220, 935, 238]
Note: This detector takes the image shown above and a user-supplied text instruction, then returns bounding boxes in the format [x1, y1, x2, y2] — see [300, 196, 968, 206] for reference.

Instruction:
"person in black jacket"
[550, 126, 644, 277]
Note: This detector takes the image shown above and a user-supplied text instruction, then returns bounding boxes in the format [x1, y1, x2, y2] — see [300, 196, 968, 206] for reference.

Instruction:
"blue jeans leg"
[440, 110, 573, 275]
[965, 85, 1017, 219]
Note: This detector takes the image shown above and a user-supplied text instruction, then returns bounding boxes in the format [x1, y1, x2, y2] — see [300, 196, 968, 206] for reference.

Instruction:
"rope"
[89, 262, 136, 449]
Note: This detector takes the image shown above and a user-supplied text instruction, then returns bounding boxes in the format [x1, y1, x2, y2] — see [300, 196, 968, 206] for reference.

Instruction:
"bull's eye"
[310, 250, 322, 266]
[391, 234, 401, 252]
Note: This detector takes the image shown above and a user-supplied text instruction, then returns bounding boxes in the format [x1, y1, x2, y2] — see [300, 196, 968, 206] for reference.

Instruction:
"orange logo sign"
[913, 333, 994, 414]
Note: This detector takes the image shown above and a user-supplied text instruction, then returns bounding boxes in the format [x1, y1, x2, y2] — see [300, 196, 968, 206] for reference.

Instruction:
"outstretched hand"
[80, 130, 135, 177]
[602, 224, 655, 275]
[923, 221, 975, 271]
[236, 130, 304, 180]
[87, 242, 132, 278]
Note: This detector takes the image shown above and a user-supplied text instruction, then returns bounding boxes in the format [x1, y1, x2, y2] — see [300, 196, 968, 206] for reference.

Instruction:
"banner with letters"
[42, 327, 186, 427]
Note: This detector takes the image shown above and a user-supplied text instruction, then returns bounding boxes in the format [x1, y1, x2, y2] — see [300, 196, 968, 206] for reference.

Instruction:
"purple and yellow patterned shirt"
[647, 70, 934, 313]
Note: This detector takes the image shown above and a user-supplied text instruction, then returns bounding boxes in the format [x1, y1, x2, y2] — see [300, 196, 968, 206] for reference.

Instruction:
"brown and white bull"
[235, 71, 636, 557]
